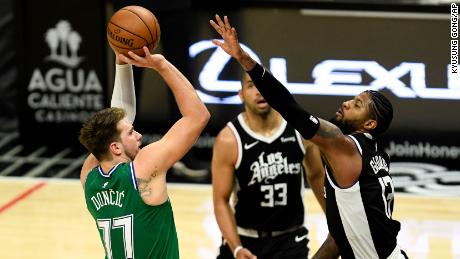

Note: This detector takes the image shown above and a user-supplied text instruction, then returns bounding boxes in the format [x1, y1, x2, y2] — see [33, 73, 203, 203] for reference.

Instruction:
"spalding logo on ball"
[107, 5, 160, 56]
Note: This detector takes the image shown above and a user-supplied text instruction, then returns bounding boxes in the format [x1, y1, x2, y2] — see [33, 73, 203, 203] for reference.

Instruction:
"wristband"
[233, 245, 243, 258]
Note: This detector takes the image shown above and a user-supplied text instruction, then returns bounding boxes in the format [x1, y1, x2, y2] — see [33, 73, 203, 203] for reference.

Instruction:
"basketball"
[107, 5, 160, 56]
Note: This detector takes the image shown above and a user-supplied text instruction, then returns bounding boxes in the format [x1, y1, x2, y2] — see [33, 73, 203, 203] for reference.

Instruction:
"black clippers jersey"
[228, 114, 306, 231]
[325, 133, 401, 259]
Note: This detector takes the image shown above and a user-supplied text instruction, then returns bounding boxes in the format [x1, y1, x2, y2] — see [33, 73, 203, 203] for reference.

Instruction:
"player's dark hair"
[365, 90, 393, 137]
[79, 107, 126, 160]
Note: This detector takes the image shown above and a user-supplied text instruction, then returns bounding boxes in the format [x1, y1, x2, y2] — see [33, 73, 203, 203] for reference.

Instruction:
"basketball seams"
[121, 8, 154, 47]
[108, 21, 149, 48]
[111, 45, 146, 52]
[147, 13, 159, 49]
[107, 6, 160, 56]
[153, 16, 159, 49]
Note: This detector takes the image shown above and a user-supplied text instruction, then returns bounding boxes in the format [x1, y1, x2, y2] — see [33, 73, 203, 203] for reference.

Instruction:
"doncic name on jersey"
[90, 189, 126, 211]
[248, 151, 302, 186]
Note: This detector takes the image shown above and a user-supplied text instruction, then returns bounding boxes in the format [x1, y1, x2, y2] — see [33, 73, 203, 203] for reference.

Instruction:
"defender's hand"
[210, 15, 245, 60]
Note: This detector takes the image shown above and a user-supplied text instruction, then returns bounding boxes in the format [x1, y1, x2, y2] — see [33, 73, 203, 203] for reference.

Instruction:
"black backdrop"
[11, 2, 460, 187]
[144, 7, 459, 185]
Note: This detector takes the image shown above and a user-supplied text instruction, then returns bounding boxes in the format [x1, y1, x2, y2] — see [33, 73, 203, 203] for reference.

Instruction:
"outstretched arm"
[80, 55, 136, 187]
[111, 54, 136, 123]
[210, 15, 361, 187]
[119, 47, 210, 204]
[210, 15, 319, 139]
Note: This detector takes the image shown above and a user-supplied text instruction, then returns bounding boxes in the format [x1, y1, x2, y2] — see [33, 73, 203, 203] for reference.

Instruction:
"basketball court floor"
[1, 176, 459, 259]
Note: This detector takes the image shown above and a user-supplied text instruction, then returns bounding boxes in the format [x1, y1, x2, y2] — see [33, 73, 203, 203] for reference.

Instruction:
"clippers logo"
[189, 40, 460, 104]
[45, 20, 84, 68]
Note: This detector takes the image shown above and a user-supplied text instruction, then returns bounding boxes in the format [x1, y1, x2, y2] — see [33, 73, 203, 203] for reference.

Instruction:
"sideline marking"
[0, 181, 47, 213]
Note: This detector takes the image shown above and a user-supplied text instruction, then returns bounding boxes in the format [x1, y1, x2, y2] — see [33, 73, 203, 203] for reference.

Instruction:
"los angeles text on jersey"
[90, 189, 125, 211]
[248, 151, 302, 185]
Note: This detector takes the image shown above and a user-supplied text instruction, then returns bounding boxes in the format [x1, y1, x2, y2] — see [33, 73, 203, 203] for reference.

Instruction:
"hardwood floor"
[0, 177, 459, 259]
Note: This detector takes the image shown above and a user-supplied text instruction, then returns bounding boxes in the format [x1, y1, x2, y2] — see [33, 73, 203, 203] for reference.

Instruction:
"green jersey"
[84, 162, 179, 259]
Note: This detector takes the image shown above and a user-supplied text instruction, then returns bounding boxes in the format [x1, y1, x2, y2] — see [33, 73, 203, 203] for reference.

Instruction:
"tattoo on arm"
[136, 176, 153, 197]
[316, 119, 341, 139]
[136, 169, 158, 198]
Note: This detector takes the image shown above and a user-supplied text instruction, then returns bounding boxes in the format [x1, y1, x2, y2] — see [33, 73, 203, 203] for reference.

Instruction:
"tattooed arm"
[136, 175, 153, 198]
[310, 119, 362, 187]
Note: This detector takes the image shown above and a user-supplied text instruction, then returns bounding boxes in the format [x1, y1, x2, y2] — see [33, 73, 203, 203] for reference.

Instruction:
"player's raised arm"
[110, 54, 136, 123]
[119, 47, 210, 203]
[210, 15, 360, 186]
[80, 52, 137, 186]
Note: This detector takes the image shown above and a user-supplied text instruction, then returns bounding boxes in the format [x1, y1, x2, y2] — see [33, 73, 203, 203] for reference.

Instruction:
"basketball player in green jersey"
[79, 46, 210, 259]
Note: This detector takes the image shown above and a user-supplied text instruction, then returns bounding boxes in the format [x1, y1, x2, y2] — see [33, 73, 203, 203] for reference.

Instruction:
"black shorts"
[217, 226, 309, 259]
